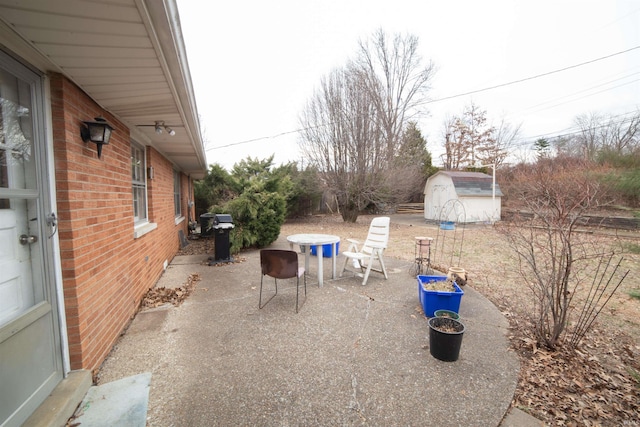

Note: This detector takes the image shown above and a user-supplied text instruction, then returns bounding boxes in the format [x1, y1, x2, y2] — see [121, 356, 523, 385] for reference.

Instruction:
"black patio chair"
[259, 249, 306, 313]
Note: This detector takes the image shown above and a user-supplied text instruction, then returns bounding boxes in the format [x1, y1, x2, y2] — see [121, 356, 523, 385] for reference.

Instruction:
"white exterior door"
[0, 51, 63, 427]
[0, 206, 34, 325]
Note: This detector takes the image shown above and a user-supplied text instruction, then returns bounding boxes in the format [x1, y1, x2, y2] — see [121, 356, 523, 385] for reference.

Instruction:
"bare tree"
[572, 112, 605, 160]
[492, 118, 522, 167]
[442, 103, 497, 169]
[559, 110, 640, 160]
[354, 29, 435, 161]
[299, 68, 377, 221]
[441, 115, 466, 170]
[603, 111, 640, 155]
[298, 29, 435, 221]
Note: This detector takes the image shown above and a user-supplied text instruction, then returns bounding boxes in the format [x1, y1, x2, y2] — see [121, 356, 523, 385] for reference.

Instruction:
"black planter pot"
[428, 317, 465, 362]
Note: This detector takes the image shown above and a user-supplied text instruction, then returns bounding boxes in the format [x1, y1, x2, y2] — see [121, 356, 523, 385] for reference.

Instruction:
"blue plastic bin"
[310, 242, 340, 258]
[417, 275, 464, 317]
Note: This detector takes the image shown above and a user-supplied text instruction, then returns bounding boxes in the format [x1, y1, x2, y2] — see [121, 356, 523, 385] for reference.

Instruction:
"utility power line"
[422, 45, 640, 105]
[207, 45, 640, 151]
[206, 127, 312, 151]
[512, 70, 640, 117]
[515, 111, 640, 148]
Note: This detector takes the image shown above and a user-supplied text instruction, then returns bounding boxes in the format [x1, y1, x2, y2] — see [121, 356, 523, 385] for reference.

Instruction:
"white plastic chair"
[340, 216, 390, 285]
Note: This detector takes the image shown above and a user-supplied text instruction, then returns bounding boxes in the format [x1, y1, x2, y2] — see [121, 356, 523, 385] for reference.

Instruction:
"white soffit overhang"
[0, 0, 207, 178]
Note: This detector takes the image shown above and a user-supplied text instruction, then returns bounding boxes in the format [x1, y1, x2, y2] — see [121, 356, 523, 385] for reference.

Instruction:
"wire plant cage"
[432, 199, 466, 272]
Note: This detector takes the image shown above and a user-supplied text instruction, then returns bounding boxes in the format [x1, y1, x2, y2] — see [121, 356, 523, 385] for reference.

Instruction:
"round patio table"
[287, 234, 340, 287]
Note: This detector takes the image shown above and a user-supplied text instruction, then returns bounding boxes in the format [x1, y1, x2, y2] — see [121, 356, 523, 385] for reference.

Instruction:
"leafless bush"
[497, 157, 627, 350]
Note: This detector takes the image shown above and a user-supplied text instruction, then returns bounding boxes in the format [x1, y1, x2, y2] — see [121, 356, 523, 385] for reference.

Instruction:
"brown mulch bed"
[180, 214, 640, 426]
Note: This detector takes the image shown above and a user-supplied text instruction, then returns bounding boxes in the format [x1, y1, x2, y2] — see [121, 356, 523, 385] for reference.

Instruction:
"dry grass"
[280, 214, 640, 336]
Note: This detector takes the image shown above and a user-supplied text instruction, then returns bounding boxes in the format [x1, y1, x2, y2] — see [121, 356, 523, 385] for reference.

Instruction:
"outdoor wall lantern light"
[81, 117, 114, 158]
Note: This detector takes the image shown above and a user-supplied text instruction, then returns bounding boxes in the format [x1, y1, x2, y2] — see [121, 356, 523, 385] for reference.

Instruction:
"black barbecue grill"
[208, 214, 234, 264]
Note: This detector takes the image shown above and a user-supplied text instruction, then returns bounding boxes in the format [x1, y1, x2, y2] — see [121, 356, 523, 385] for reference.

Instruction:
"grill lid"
[213, 214, 233, 225]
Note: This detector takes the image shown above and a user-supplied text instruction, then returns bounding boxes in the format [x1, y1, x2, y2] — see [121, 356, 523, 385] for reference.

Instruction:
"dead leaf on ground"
[140, 273, 201, 309]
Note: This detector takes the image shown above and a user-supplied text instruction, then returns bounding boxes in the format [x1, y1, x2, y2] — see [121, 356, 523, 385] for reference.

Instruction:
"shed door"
[430, 184, 446, 219]
[0, 52, 63, 427]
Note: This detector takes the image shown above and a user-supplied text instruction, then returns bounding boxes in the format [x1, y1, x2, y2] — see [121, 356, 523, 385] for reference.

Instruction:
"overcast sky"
[176, 0, 640, 170]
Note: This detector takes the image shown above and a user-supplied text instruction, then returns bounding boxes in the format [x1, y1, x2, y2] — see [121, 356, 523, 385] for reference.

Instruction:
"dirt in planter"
[422, 278, 456, 292]
[434, 323, 459, 333]
[431, 317, 464, 333]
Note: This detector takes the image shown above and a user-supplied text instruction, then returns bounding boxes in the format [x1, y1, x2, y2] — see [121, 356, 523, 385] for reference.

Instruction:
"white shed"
[423, 171, 503, 223]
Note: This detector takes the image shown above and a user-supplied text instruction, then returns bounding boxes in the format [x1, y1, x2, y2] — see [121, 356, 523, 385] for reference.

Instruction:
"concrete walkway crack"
[348, 296, 372, 420]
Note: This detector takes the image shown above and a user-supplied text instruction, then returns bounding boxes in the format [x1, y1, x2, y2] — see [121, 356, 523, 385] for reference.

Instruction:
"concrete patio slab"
[94, 228, 522, 426]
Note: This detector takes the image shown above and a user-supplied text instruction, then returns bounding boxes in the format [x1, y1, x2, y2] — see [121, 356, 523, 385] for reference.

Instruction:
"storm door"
[0, 50, 63, 427]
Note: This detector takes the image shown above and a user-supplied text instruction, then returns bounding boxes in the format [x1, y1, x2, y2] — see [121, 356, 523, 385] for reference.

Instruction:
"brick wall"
[51, 73, 192, 371]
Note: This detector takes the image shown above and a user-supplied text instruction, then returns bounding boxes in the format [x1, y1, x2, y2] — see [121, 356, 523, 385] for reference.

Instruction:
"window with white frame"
[131, 142, 147, 224]
[173, 169, 181, 218]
